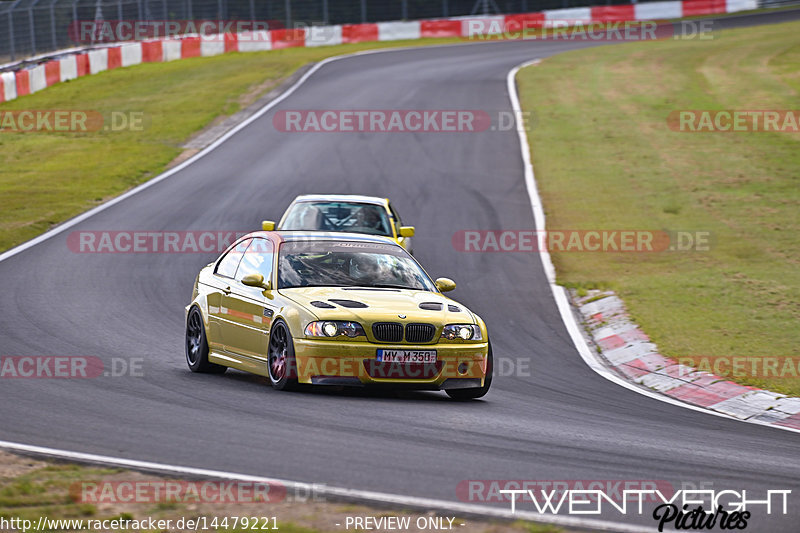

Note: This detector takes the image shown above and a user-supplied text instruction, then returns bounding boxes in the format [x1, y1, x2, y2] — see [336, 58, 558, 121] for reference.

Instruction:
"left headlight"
[305, 321, 366, 338]
[441, 324, 483, 341]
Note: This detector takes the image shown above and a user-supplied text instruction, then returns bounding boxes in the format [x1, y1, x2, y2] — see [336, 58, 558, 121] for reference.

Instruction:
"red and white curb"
[574, 290, 800, 430]
[0, 0, 758, 104]
[509, 58, 800, 436]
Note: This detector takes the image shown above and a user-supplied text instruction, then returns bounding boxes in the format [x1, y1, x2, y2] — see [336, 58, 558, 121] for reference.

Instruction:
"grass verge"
[518, 20, 800, 395]
[0, 450, 565, 533]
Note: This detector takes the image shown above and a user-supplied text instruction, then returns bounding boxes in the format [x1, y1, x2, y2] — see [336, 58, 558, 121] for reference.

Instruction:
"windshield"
[280, 202, 393, 237]
[278, 241, 434, 291]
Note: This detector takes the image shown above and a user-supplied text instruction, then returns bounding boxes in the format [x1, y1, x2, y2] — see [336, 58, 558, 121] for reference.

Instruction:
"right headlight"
[441, 324, 483, 341]
[305, 321, 366, 338]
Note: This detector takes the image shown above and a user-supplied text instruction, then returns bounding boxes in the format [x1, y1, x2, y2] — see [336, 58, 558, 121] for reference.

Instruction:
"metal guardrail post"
[50, 0, 59, 51]
[29, 7, 37, 55]
[360, 0, 366, 23]
[8, 11, 16, 61]
[402, 0, 408, 20]
[285, 0, 291, 28]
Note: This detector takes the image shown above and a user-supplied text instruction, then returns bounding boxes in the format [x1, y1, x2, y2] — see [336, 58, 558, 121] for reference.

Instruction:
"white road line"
[506, 59, 800, 436]
[0, 439, 652, 532]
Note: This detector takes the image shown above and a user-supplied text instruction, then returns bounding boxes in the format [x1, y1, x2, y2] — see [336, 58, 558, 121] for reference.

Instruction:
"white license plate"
[376, 349, 437, 363]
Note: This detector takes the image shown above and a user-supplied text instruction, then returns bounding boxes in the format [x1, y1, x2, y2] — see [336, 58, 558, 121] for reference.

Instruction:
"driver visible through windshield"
[280, 202, 392, 237]
[278, 241, 434, 291]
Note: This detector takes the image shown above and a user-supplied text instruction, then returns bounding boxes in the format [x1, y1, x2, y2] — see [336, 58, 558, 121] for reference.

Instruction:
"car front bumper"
[293, 338, 489, 388]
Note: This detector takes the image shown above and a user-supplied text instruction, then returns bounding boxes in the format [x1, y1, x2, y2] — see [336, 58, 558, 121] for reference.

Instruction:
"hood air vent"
[329, 299, 368, 308]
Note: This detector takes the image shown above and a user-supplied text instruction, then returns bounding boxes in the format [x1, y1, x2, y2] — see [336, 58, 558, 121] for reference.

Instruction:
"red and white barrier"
[377, 21, 422, 41]
[59, 56, 78, 81]
[120, 42, 143, 67]
[237, 31, 271, 52]
[727, 0, 758, 12]
[544, 8, 592, 27]
[162, 39, 182, 61]
[200, 35, 225, 57]
[342, 23, 378, 43]
[88, 48, 108, 74]
[0, 0, 764, 104]
[1, 72, 17, 102]
[635, 1, 683, 20]
[306, 26, 342, 47]
[29, 64, 47, 94]
[460, 16, 506, 37]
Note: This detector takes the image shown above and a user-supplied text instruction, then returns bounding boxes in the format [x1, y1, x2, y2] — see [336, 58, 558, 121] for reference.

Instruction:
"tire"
[267, 320, 299, 391]
[186, 306, 226, 374]
[446, 341, 493, 400]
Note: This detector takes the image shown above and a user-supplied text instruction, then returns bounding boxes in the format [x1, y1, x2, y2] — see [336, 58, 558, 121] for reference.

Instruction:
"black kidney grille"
[405, 323, 436, 343]
[372, 322, 403, 343]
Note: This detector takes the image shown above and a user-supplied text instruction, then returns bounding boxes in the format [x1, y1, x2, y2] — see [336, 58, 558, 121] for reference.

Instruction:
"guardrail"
[3, 0, 794, 64]
[0, 0, 780, 104]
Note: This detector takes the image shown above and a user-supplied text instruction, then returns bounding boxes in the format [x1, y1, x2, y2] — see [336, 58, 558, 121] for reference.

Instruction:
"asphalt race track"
[2, 10, 800, 532]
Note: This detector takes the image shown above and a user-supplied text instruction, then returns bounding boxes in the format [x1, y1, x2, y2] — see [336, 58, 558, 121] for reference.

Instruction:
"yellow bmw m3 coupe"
[185, 231, 492, 399]
[260, 194, 416, 253]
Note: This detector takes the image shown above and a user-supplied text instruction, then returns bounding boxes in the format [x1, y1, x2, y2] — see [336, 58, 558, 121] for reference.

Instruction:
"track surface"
[2, 10, 800, 531]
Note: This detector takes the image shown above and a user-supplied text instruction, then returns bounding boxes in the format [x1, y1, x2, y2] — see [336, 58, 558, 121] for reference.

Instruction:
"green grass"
[0, 37, 465, 252]
[0, 462, 118, 520]
[518, 20, 800, 395]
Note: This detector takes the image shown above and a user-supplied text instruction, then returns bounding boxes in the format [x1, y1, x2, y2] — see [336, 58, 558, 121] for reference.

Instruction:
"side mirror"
[241, 273, 271, 291]
[435, 277, 456, 293]
[261, 220, 275, 231]
[399, 226, 415, 238]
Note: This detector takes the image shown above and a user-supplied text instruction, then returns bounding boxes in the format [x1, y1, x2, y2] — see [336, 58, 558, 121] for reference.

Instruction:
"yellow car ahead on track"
[261, 194, 416, 253]
[185, 231, 492, 399]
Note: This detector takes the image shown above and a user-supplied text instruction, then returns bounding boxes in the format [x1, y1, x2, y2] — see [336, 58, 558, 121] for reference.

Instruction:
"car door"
[220, 237, 277, 366]
[206, 237, 252, 353]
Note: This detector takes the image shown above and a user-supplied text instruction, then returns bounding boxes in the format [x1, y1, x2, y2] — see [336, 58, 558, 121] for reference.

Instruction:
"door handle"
[222, 286, 231, 295]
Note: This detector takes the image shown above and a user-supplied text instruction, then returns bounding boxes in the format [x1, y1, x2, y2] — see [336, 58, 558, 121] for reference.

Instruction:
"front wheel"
[446, 342, 493, 400]
[186, 307, 226, 374]
[268, 320, 298, 391]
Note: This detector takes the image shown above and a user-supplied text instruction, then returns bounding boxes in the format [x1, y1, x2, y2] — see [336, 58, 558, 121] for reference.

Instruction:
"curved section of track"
[1, 11, 799, 531]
